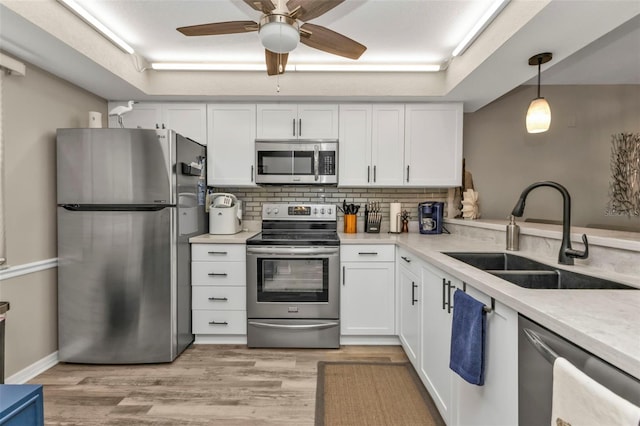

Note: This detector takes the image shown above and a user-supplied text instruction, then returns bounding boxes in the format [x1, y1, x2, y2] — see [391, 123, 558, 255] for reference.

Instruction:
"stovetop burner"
[247, 231, 340, 246]
[246, 203, 339, 247]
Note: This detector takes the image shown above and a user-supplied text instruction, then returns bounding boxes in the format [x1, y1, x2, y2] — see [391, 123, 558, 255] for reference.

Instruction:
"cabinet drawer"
[191, 244, 246, 261]
[191, 262, 246, 285]
[192, 310, 247, 334]
[397, 248, 423, 276]
[192, 286, 246, 310]
[341, 245, 395, 262]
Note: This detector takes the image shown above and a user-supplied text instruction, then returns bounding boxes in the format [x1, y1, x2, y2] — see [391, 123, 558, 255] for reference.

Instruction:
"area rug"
[315, 361, 446, 426]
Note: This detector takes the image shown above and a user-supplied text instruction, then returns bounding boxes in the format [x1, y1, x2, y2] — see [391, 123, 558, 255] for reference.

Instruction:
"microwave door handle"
[314, 145, 319, 181]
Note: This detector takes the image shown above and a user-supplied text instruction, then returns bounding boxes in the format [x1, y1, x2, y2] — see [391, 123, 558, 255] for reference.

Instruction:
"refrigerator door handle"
[60, 204, 169, 212]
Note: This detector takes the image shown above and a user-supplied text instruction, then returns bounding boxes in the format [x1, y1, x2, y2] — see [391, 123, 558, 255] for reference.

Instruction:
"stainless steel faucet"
[511, 181, 589, 265]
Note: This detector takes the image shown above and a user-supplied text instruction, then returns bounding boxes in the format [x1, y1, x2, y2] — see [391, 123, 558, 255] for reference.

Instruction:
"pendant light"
[526, 52, 553, 134]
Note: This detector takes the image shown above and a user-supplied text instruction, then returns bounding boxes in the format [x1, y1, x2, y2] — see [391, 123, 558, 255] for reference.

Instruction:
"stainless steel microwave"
[255, 140, 338, 184]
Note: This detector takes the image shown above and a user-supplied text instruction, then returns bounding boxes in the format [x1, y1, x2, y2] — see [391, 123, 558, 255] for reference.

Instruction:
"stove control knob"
[266, 208, 271, 214]
[320, 208, 325, 214]
[274, 208, 279, 214]
[327, 208, 332, 214]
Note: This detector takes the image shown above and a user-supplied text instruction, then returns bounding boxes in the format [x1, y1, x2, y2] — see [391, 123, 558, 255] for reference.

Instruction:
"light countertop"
[189, 228, 640, 380]
[189, 230, 258, 244]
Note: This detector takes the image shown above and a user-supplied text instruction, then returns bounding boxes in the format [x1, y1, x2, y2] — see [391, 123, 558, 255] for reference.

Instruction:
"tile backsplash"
[211, 186, 450, 222]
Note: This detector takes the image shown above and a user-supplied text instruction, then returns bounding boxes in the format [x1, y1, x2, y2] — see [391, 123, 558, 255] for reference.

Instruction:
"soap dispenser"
[506, 215, 520, 251]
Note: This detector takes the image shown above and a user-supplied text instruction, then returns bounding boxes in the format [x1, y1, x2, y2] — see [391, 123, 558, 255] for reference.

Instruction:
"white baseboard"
[340, 335, 401, 346]
[5, 351, 59, 384]
[194, 335, 247, 345]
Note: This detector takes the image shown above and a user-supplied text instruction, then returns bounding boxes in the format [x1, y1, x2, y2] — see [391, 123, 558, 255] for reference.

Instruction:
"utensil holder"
[344, 214, 357, 233]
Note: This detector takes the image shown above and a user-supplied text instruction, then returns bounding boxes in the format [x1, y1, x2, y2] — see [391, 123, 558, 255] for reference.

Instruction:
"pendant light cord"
[537, 58, 542, 98]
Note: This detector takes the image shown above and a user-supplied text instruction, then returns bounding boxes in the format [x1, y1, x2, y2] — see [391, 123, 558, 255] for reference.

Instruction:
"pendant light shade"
[526, 52, 553, 134]
[259, 14, 299, 54]
[526, 97, 551, 133]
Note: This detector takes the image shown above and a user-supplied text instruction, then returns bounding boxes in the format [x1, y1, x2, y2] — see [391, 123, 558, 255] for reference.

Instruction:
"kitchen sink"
[444, 252, 554, 271]
[444, 252, 637, 290]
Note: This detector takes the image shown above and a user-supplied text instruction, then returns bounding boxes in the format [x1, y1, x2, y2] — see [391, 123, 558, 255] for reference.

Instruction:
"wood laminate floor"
[29, 345, 408, 425]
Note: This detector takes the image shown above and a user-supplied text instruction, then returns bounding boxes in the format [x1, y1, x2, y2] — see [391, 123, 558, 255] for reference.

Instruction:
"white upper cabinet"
[163, 104, 207, 144]
[338, 104, 372, 186]
[108, 102, 207, 145]
[256, 104, 338, 140]
[404, 103, 463, 186]
[108, 102, 162, 130]
[339, 104, 404, 186]
[207, 104, 257, 187]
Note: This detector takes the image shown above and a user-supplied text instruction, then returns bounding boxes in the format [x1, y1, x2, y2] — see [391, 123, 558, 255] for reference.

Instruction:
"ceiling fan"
[176, 0, 367, 75]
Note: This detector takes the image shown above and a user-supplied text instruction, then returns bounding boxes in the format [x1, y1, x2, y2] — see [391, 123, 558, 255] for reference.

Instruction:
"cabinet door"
[405, 103, 463, 186]
[163, 103, 207, 145]
[341, 261, 395, 335]
[371, 104, 405, 186]
[420, 264, 457, 424]
[297, 104, 339, 139]
[256, 104, 297, 139]
[454, 285, 518, 426]
[207, 104, 257, 186]
[108, 102, 161, 129]
[398, 265, 421, 366]
[338, 105, 372, 186]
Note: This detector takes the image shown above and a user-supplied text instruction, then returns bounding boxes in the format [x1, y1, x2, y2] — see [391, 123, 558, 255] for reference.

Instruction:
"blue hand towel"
[449, 289, 486, 385]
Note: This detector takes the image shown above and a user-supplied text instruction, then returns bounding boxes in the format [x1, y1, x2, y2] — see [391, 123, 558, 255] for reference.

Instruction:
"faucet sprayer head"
[511, 198, 526, 217]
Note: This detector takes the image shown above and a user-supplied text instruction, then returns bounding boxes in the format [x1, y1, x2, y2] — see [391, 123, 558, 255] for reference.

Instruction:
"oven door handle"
[246, 247, 339, 256]
[248, 321, 339, 330]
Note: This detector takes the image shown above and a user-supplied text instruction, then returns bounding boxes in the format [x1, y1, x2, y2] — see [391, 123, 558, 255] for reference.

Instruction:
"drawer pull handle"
[208, 321, 228, 325]
[358, 252, 378, 255]
[207, 251, 228, 255]
[401, 256, 411, 263]
[208, 297, 228, 301]
[208, 273, 228, 277]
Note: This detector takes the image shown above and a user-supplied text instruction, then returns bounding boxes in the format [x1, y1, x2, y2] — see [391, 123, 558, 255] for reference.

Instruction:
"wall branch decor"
[608, 132, 640, 217]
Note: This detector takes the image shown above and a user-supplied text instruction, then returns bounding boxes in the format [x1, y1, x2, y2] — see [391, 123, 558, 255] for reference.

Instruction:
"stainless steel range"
[246, 203, 340, 348]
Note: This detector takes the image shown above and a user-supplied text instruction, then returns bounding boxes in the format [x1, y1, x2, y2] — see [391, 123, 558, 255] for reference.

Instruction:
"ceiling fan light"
[526, 97, 551, 133]
[259, 14, 299, 54]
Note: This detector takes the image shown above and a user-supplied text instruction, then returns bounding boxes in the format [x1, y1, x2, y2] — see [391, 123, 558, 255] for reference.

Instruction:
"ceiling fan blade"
[177, 21, 258, 36]
[243, 0, 275, 13]
[300, 23, 366, 60]
[286, 0, 344, 21]
[265, 50, 288, 76]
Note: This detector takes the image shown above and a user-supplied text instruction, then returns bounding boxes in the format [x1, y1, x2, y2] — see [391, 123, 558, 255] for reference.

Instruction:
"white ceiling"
[77, 0, 499, 66]
[0, 0, 639, 111]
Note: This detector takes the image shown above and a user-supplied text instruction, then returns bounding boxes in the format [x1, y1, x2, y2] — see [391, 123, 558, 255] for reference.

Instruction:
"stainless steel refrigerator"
[56, 128, 206, 363]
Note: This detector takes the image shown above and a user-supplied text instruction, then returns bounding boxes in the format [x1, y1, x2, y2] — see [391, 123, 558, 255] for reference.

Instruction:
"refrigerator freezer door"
[57, 207, 177, 363]
[56, 128, 173, 205]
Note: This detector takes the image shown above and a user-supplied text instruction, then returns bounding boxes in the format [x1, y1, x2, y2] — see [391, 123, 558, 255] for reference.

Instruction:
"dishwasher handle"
[523, 327, 559, 364]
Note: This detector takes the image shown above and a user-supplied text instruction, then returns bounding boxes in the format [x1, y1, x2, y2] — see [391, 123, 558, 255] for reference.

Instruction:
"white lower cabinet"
[191, 243, 247, 337]
[453, 284, 519, 426]
[420, 264, 459, 424]
[340, 245, 395, 335]
[397, 249, 423, 366]
[395, 252, 519, 426]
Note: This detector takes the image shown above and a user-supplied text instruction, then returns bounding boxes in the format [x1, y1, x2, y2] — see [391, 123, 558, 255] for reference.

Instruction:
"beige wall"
[464, 85, 640, 231]
[0, 57, 106, 378]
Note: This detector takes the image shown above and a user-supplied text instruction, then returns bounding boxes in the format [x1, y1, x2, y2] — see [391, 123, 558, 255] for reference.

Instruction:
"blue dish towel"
[449, 289, 486, 385]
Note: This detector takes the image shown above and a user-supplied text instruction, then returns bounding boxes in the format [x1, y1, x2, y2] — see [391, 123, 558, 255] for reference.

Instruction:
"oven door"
[247, 246, 340, 319]
[255, 141, 337, 184]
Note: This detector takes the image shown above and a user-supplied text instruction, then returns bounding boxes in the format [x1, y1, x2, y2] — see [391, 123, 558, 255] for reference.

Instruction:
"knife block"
[364, 210, 381, 233]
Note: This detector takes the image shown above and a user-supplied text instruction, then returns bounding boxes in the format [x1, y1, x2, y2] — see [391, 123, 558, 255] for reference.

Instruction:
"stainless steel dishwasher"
[518, 315, 640, 425]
